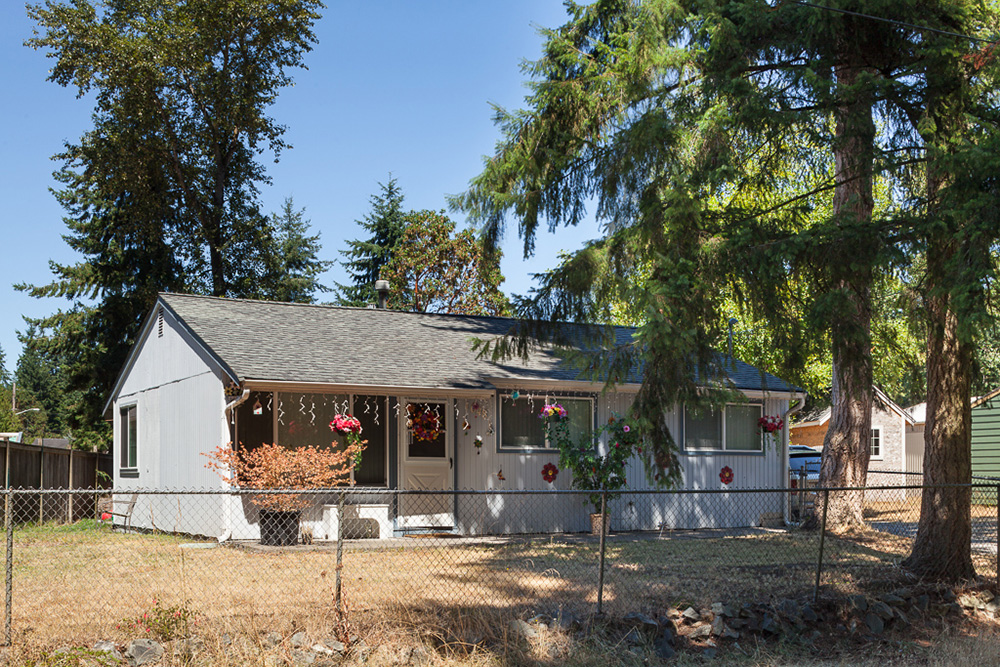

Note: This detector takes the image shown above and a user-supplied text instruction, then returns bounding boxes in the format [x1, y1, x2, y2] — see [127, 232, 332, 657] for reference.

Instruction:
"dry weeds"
[5, 518, 1000, 665]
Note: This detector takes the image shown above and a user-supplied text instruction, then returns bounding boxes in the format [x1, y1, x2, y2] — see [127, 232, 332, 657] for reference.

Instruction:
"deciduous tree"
[382, 212, 510, 316]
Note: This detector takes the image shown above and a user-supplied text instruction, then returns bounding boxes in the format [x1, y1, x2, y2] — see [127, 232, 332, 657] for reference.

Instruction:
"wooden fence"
[1, 438, 113, 524]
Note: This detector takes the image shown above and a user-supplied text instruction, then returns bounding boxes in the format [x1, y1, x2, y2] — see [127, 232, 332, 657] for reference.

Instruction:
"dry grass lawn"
[5, 518, 999, 665]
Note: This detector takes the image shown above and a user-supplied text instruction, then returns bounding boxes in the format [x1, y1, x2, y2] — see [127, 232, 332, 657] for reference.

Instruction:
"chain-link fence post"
[798, 468, 806, 519]
[813, 487, 829, 601]
[4, 489, 12, 646]
[335, 490, 345, 614]
[596, 489, 608, 617]
[996, 484, 999, 593]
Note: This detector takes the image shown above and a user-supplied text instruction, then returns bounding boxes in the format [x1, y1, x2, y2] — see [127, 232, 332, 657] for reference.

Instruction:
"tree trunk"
[902, 32, 975, 582]
[818, 347, 873, 528]
[903, 262, 974, 580]
[813, 59, 875, 530]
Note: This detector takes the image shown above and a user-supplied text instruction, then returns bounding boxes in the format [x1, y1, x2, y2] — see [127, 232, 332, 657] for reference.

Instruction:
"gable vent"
[157, 307, 164, 338]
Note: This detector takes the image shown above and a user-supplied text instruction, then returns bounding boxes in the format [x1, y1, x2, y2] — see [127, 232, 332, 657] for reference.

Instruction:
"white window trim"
[870, 427, 883, 460]
[682, 402, 764, 454]
[119, 402, 139, 472]
[497, 395, 594, 453]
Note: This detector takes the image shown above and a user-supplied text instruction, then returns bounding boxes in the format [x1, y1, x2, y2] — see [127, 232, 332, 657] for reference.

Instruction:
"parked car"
[789, 445, 821, 479]
[788, 445, 821, 520]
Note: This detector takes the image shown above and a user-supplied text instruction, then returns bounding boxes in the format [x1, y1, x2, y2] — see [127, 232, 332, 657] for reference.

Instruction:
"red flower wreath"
[719, 466, 734, 485]
[408, 407, 442, 442]
[541, 462, 559, 483]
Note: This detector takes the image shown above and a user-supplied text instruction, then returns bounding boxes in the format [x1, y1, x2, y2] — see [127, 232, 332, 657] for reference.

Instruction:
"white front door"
[398, 399, 454, 528]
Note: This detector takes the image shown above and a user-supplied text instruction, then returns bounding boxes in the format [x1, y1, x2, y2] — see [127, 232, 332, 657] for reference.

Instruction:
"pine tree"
[260, 198, 332, 303]
[335, 178, 407, 306]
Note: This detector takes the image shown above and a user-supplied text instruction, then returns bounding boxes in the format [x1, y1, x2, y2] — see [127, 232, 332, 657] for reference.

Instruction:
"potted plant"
[206, 415, 364, 545]
[540, 405, 640, 535]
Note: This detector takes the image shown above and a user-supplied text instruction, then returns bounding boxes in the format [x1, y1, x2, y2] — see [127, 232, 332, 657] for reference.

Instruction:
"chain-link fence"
[3, 482, 998, 652]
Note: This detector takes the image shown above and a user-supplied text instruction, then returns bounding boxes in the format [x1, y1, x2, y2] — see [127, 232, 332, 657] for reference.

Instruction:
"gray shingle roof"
[159, 293, 797, 393]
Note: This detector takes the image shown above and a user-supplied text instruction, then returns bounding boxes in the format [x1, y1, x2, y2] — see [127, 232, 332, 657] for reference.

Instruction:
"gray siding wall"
[113, 306, 228, 536]
[868, 407, 906, 500]
[455, 391, 789, 532]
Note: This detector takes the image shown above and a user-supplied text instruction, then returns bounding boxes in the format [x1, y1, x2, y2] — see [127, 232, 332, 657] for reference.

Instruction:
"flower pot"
[590, 512, 609, 536]
[259, 509, 300, 546]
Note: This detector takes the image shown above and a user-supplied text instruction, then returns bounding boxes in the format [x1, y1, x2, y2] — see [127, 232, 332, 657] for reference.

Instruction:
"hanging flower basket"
[330, 414, 365, 467]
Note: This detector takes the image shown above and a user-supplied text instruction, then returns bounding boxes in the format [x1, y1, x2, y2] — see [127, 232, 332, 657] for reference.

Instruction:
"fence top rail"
[871, 468, 1000, 482]
[6, 483, 997, 496]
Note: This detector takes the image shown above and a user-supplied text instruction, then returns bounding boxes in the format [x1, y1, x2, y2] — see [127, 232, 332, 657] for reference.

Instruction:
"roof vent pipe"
[727, 318, 738, 359]
[374, 280, 390, 309]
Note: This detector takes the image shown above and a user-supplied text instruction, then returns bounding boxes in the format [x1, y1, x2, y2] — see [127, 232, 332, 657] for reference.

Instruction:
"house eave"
[241, 379, 495, 398]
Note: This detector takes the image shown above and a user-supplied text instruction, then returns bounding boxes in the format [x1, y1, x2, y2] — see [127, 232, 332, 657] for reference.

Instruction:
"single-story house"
[104, 293, 802, 540]
[790, 386, 915, 497]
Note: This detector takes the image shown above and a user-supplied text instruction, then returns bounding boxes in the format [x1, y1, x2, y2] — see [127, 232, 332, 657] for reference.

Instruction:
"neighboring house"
[104, 293, 801, 540]
[790, 387, 915, 497]
[972, 389, 1000, 480]
[905, 393, 1000, 482]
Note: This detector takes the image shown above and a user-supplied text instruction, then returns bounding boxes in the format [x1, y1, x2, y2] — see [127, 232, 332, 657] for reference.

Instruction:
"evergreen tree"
[0, 345, 17, 434]
[21, 0, 325, 433]
[335, 178, 407, 306]
[454, 0, 998, 538]
[901, 8, 1000, 579]
[0, 344, 9, 386]
[260, 198, 332, 303]
[14, 325, 76, 441]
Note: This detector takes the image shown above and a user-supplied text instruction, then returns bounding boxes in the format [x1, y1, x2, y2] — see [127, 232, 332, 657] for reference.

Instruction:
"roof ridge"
[157, 291, 638, 330]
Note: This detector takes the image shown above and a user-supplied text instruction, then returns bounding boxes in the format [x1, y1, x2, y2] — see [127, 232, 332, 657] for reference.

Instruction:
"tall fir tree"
[335, 178, 407, 306]
[0, 345, 17, 434]
[454, 0, 1000, 550]
[21, 0, 326, 433]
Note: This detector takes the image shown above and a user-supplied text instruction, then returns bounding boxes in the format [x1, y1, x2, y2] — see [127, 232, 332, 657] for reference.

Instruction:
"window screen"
[726, 404, 762, 451]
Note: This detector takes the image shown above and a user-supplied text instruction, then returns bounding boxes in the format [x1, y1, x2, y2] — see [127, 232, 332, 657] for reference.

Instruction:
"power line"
[789, 0, 996, 44]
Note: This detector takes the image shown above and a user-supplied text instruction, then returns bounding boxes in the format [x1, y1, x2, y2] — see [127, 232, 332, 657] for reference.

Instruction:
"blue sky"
[0, 2, 604, 378]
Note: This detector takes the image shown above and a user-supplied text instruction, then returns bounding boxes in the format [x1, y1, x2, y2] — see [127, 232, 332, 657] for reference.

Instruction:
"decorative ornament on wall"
[252, 399, 263, 416]
[474, 434, 483, 453]
[462, 418, 470, 433]
[719, 466, 734, 485]
[511, 390, 520, 401]
[496, 468, 505, 482]
[541, 462, 559, 483]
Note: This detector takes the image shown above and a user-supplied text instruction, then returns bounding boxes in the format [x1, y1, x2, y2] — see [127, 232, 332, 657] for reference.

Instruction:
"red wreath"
[407, 406, 442, 442]
[719, 466, 734, 485]
[541, 462, 559, 483]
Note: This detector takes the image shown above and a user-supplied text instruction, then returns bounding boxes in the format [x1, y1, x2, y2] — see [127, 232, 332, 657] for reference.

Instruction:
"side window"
[120, 405, 138, 469]
[870, 428, 881, 459]
[683, 403, 763, 452]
